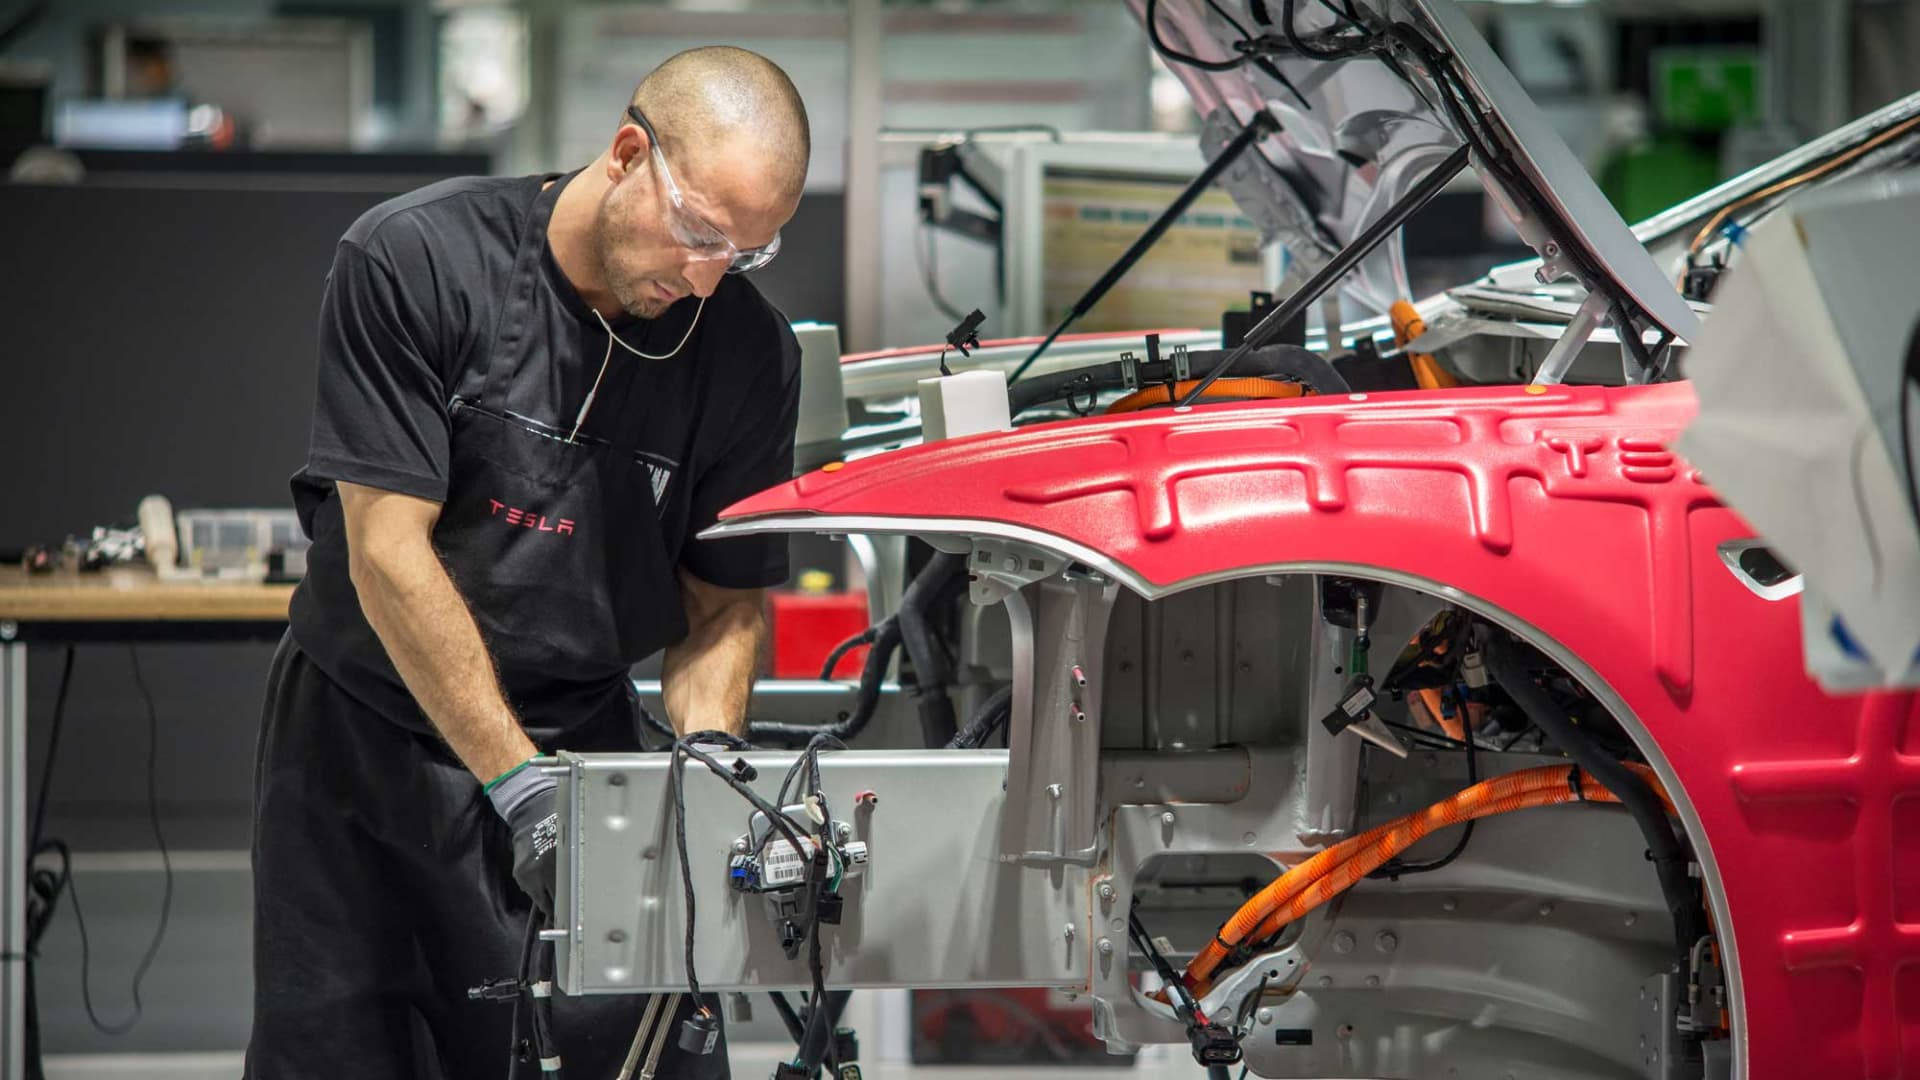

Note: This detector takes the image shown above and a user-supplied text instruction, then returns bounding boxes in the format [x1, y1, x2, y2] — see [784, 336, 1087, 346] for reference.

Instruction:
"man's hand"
[660, 569, 768, 736]
[489, 763, 560, 916]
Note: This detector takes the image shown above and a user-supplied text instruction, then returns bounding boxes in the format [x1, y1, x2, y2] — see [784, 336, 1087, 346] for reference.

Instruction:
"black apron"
[249, 177, 727, 1078]
[290, 172, 703, 741]
[435, 174, 690, 733]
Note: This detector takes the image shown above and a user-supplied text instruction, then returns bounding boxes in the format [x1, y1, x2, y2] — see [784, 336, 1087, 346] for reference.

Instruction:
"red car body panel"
[721, 381, 1920, 1078]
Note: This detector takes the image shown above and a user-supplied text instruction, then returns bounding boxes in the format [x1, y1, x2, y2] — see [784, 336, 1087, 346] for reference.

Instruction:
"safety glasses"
[624, 104, 781, 274]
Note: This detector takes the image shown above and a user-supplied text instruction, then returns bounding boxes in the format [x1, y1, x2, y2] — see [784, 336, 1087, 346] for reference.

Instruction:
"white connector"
[918, 370, 1011, 443]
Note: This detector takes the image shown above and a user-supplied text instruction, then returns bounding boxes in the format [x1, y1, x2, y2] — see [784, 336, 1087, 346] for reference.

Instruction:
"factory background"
[3, 1, 1919, 1076]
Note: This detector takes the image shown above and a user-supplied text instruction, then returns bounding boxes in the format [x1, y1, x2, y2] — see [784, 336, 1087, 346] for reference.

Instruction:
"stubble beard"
[593, 189, 671, 320]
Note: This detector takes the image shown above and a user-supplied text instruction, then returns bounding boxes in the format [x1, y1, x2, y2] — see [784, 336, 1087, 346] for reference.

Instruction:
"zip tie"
[540, 1055, 563, 1073]
[1567, 764, 1587, 801]
[531, 979, 554, 998]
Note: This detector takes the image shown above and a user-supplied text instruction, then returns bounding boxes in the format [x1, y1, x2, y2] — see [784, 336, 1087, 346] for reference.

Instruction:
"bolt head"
[1047, 783, 1063, 799]
[1256, 1008, 1273, 1025]
[1365, 975, 1381, 988]
[1097, 938, 1114, 955]
[1063, 923, 1075, 939]
[733, 838, 750, 853]
[1160, 811, 1176, 826]
[1317, 975, 1333, 988]
[1374, 931, 1398, 953]
[1332, 931, 1357, 954]
[1098, 882, 1117, 902]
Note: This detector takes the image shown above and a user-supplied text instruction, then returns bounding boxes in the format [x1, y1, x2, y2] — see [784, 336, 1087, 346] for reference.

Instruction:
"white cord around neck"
[569, 294, 707, 442]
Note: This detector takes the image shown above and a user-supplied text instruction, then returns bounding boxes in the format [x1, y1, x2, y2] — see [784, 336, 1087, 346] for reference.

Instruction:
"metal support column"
[2, 631, 25, 1079]
[843, 0, 884, 352]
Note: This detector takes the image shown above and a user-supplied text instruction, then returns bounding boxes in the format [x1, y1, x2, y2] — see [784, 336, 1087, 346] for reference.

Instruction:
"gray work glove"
[487, 763, 560, 918]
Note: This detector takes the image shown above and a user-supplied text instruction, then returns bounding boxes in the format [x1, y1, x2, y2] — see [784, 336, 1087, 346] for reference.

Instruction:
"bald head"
[630, 46, 810, 202]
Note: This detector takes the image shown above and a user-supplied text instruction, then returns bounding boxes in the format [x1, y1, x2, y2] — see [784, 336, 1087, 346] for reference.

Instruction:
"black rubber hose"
[947, 685, 1014, 749]
[1484, 637, 1701, 961]
[895, 552, 966, 747]
[749, 619, 903, 743]
[819, 626, 878, 681]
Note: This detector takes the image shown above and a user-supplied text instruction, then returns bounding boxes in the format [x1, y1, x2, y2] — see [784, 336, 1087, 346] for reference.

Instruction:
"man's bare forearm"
[341, 486, 535, 781]
[661, 573, 767, 736]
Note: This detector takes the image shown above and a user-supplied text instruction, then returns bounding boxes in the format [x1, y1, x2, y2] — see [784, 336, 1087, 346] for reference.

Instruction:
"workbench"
[0, 565, 292, 1075]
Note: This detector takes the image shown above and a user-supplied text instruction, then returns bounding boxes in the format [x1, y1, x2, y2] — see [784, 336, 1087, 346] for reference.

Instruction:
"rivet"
[1064, 923, 1075, 940]
[1332, 931, 1356, 954]
[1441, 896, 1458, 912]
[1625, 912, 1639, 927]
[1317, 975, 1333, 988]
[1239, 661, 1252, 673]
[608, 773, 627, 786]
[1337, 1024, 1355, 1041]
[607, 929, 627, 943]
[1256, 1008, 1273, 1026]
[1365, 975, 1381, 988]
[1374, 931, 1398, 954]
[1047, 784, 1063, 800]
[1003, 555, 1021, 572]
[1538, 902, 1555, 917]
[1385, 791, 1400, 805]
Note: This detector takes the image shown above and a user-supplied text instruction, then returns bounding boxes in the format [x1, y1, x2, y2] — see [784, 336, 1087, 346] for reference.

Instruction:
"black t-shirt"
[288, 173, 799, 737]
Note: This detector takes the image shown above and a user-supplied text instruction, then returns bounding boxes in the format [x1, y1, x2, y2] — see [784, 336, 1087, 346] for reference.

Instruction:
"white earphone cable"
[569, 294, 707, 442]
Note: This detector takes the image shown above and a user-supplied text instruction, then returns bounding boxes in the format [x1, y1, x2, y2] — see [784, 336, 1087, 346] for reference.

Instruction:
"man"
[247, 47, 810, 1079]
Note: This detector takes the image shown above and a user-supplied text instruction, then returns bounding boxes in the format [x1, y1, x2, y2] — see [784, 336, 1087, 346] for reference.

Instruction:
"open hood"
[1133, 0, 1702, 346]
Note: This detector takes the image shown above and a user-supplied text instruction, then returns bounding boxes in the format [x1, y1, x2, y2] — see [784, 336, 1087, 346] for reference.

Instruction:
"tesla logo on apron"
[488, 498, 576, 536]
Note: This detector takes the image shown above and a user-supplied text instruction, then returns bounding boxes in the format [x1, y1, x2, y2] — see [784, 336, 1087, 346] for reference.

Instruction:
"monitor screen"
[1039, 166, 1264, 333]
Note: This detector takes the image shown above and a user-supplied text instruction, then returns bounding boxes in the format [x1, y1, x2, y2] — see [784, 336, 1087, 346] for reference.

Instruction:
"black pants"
[245, 635, 728, 1079]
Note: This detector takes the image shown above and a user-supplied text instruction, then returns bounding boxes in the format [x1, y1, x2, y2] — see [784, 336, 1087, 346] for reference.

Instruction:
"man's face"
[592, 129, 793, 320]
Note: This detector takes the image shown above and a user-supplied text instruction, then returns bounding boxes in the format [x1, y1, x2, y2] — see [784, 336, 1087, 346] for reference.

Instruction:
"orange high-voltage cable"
[1107, 377, 1306, 414]
[1184, 762, 1667, 994]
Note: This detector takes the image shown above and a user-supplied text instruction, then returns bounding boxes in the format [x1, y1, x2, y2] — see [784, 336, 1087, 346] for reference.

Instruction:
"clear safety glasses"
[625, 104, 781, 274]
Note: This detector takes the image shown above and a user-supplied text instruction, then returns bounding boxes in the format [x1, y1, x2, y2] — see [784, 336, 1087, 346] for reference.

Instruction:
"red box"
[768, 591, 871, 679]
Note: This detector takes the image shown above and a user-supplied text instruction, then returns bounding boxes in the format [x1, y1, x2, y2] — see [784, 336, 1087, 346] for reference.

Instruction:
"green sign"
[1654, 49, 1762, 132]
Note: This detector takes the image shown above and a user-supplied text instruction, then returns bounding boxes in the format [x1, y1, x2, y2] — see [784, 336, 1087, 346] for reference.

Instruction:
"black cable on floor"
[65, 646, 175, 1035]
[27, 646, 75, 856]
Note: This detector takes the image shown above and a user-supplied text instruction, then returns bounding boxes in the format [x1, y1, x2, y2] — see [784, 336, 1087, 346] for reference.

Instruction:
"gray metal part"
[1400, 0, 1701, 343]
[2, 642, 23, 1078]
[554, 748, 1089, 993]
[1000, 576, 1117, 863]
[1635, 972, 1682, 1080]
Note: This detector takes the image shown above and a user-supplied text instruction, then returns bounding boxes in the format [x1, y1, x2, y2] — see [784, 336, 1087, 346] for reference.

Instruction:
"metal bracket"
[1634, 972, 1681, 1080]
[968, 538, 1065, 606]
[1530, 289, 1610, 386]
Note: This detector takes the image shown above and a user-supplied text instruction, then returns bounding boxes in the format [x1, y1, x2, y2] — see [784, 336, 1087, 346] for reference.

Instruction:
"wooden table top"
[0, 565, 294, 623]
